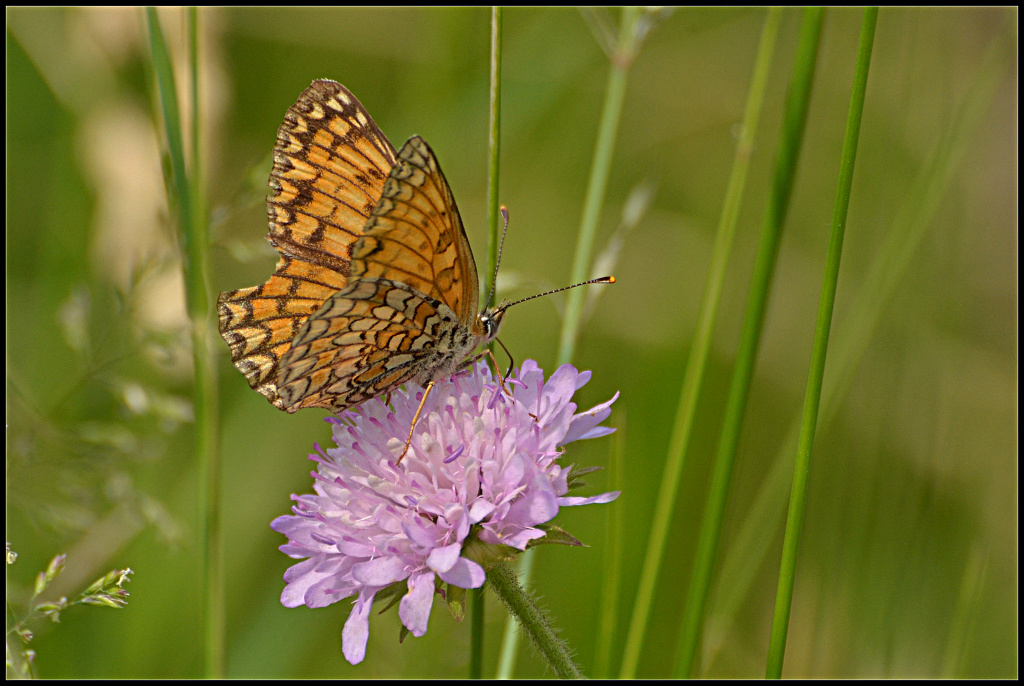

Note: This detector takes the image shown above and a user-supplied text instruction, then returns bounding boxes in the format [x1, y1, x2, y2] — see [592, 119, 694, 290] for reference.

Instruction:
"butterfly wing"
[276, 278, 461, 412]
[218, 80, 397, 409]
[352, 136, 481, 325]
[275, 136, 483, 413]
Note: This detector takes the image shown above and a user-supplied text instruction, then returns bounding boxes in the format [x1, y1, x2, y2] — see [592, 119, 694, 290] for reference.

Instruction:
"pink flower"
[271, 359, 618, 664]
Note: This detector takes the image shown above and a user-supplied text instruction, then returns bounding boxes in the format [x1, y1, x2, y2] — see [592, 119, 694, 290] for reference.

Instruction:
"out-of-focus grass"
[5, 7, 1016, 678]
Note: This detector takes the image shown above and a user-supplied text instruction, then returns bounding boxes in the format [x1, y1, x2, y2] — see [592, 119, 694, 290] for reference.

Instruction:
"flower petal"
[558, 490, 621, 506]
[399, 571, 436, 637]
[468, 498, 496, 523]
[563, 392, 620, 444]
[545, 364, 580, 404]
[353, 555, 409, 586]
[572, 425, 617, 441]
[426, 542, 462, 574]
[499, 527, 548, 550]
[437, 556, 485, 588]
[342, 588, 377, 665]
[279, 558, 322, 608]
[573, 369, 592, 390]
[506, 473, 559, 527]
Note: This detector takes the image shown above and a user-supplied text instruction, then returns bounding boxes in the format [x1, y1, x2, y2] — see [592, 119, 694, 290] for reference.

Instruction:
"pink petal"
[353, 555, 408, 586]
[501, 527, 548, 550]
[399, 571, 436, 637]
[468, 499, 496, 523]
[558, 490, 621, 506]
[506, 474, 559, 526]
[342, 589, 376, 665]
[573, 369, 592, 390]
[563, 392, 619, 444]
[437, 557, 486, 588]
[426, 543, 462, 574]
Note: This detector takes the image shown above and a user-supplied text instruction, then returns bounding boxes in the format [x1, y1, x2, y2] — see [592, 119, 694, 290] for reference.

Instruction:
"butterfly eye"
[479, 311, 503, 340]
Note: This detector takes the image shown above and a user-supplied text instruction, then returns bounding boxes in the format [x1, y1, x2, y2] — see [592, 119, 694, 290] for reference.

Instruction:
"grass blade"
[145, 7, 222, 677]
[617, 8, 783, 677]
[673, 7, 824, 678]
[765, 7, 878, 679]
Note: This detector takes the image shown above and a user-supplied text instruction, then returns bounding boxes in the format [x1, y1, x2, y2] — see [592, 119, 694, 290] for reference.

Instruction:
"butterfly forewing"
[353, 136, 480, 324]
[218, 80, 398, 409]
[275, 137, 487, 414]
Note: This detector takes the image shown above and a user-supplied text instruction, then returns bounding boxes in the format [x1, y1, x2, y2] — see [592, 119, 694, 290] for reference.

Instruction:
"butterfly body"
[219, 80, 501, 417]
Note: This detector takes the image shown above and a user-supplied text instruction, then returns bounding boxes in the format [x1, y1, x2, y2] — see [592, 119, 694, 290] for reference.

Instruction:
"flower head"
[271, 359, 619, 664]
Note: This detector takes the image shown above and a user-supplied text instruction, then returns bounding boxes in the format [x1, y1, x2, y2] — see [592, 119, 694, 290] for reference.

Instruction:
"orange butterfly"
[218, 80, 610, 460]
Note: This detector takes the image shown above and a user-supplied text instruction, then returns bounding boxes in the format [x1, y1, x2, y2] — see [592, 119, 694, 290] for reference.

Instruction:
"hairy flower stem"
[488, 562, 583, 679]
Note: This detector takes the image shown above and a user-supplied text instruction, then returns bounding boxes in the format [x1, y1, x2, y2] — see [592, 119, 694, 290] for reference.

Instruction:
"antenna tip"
[607, 275, 616, 284]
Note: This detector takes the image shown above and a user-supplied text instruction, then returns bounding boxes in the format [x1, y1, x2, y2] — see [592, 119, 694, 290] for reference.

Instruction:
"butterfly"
[218, 80, 611, 460]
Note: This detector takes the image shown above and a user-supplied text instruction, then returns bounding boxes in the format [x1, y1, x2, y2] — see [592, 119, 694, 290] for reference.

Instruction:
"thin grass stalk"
[474, 12, 502, 676]
[556, 6, 641, 365]
[617, 7, 782, 677]
[470, 585, 485, 679]
[189, 7, 199, 190]
[673, 7, 824, 678]
[761, 9, 873, 677]
[482, 5, 514, 677]
[593, 410, 625, 679]
[496, 8, 643, 677]
[702, 19, 1015, 671]
[941, 544, 988, 677]
[485, 6, 503, 302]
[145, 7, 222, 678]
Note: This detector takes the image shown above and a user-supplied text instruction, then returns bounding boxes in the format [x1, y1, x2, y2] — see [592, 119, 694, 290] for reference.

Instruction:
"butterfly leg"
[482, 348, 514, 397]
[466, 350, 544, 423]
[396, 381, 435, 465]
[485, 340, 538, 420]
[457, 349, 510, 397]
[477, 348, 537, 423]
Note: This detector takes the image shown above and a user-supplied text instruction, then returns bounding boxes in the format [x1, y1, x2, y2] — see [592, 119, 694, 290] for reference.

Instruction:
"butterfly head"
[477, 300, 509, 343]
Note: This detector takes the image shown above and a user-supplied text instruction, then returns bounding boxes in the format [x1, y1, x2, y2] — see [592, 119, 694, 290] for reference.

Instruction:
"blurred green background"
[5, 7, 1016, 679]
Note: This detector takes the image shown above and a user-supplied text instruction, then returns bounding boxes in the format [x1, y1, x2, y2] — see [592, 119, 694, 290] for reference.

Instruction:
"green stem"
[556, 6, 641, 365]
[499, 8, 644, 677]
[145, 7, 222, 677]
[489, 562, 583, 679]
[765, 8, 877, 678]
[618, 7, 782, 677]
[702, 14, 1015, 672]
[474, 11, 502, 676]
[593, 411, 625, 679]
[485, 6, 503, 305]
[469, 586, 485, 679]
[674, 7, 823, 678]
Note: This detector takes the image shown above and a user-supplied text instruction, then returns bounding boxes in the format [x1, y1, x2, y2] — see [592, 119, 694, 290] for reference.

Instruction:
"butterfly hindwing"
[218, 80, 398, 409]
[218, 257, 350, 407]
[276, 278, 463, 413]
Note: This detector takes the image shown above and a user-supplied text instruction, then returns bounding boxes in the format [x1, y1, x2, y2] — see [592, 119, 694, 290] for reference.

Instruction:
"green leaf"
[528, 525, 584, 548]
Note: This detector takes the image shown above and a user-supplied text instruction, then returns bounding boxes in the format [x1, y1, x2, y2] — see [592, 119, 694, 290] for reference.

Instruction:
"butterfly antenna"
[485, 206, 510, 310]
[494, 275, 616, 315]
